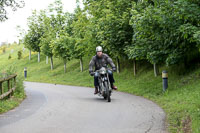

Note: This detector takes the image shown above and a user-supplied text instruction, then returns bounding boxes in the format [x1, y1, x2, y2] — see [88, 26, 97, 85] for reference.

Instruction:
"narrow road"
[0, 82, 167, 133]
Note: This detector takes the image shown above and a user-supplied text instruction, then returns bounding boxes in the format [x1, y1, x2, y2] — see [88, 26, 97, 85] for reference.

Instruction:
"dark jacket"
[89, 53, 116, 72]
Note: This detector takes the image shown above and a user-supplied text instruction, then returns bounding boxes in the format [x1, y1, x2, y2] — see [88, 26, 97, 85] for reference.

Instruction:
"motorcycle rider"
[89, 46, 117, 94]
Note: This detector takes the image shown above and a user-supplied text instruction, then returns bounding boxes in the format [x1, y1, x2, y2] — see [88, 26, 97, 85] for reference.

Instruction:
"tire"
[104, 81, 111, 102]
[104, 96, 107, 100]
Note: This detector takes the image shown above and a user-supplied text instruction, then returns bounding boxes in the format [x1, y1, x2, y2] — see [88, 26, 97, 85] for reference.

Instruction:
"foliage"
[23, 10, 43, 53]
[0, 0, 25, 21]
[51, 33, 75, 61]
[126, 0, 200, 66]
[83, 0, 133, 58]
[22, 0, 200, 68]
[8, 54, 11, 59]
[17, 50, 22, 60]
[2, 46, 6, 53]
[39, 0, 67, 58]
[71, 7, 89, 59]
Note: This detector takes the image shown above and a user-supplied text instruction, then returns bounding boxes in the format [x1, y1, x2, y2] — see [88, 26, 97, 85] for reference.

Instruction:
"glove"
[112, 67, 116, 72]
[89, 71, 94, 76]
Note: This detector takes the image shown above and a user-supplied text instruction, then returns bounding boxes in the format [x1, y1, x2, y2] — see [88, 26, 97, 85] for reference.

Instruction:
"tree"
[127, 0, 200, 76]
[24, 10, 44, 62]
[39, 12, 55, 69]
[83, 0, 133, 73]
[71, 7, 89, 72]
[39, 0, 67, 70]
[51, 33, 75, 73]
[0, 0, 25, 21]
[16, 26, 28, 59]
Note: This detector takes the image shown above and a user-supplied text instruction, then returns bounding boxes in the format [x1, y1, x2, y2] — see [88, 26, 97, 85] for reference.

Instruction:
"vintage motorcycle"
[96, 67, 112, 102]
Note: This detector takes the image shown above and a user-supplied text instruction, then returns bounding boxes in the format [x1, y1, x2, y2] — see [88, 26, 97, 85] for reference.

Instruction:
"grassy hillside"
[0, 44, 200, 133]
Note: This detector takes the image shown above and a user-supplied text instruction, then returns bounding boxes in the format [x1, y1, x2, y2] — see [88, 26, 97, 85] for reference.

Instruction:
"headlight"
[99, 67, 106, 74]
[101, 70, 106, 75]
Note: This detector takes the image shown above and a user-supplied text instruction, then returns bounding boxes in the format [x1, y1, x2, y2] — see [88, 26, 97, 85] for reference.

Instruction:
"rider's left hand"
[112, 67, 116, 72]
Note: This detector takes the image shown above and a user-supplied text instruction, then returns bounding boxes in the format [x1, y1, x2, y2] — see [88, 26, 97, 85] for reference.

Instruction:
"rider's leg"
[94, 72, 99, 94]
[107, 70, 117, 90]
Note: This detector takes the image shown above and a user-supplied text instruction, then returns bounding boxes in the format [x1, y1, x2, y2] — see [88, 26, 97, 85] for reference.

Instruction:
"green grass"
[1, 44, 200, 133]
[0, 44, 26, 114]
[0, 78, 25, 114]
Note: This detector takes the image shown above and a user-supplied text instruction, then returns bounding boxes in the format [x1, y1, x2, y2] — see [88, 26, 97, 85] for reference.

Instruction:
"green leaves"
[51, 33, 75, 60]
[24, 10, 45, 53]
[23, 0, 200, 68]
[84, 0, 133, 58]
[0, 0, 25, 21]
[127, 0, 200, 66]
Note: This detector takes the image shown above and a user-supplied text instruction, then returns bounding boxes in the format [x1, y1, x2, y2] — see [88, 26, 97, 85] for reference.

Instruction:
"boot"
[94, 86, 99, 94]
[111, 84, 117, 90]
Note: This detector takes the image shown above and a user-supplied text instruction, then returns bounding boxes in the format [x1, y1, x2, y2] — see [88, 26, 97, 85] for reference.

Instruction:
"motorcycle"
[95, 67, 112, 102]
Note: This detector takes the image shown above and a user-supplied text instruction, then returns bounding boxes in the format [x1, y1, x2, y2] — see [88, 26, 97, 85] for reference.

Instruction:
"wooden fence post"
[14, 77, 16, 87]
[0, 74, 17, 100]
[8, 79, 10, 98]
[11, 78, 14, 96]
[0, 82, 2, 95]
[133, 59, 137, 76]
[11, 78, 13, 88]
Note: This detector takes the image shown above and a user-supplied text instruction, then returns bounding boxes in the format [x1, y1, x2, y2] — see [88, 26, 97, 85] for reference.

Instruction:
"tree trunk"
[64, 59, 67, 73]
[154, 63, 159, 77]
[38, 52, 40, 62]
[29, 50, 31, 60]
[116, 57, 120, 73]
[80, 58, 83, 72]
[46, 56, 48, 64]
[133, 59, 136, 76]
[50, 56, 54, 70]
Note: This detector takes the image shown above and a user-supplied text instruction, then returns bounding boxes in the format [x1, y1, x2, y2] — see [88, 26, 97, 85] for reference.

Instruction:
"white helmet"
[96, 46, 103, 52]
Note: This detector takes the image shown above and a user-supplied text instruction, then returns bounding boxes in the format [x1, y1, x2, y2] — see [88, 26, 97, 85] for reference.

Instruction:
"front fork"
[98, 74, 112, 95]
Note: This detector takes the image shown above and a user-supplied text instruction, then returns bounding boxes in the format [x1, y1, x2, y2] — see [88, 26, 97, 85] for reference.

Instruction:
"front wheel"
[104, 81, 111, 102]
[104, 96, 107, 100]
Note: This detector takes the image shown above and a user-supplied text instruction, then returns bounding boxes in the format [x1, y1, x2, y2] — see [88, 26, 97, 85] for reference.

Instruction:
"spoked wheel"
[107, 91, 111, 102]
[104, 81, 111, 102]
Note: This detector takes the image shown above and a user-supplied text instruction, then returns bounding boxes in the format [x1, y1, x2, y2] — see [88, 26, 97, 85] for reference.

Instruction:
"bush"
[14, 75, 25, 98]
[17, 50, 22, 60]
[2, 47, 6, 53]
[8, 54, 11, 59]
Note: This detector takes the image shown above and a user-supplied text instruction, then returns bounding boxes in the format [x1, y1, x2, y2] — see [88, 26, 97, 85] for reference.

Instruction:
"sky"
[0, 0, 78, 44]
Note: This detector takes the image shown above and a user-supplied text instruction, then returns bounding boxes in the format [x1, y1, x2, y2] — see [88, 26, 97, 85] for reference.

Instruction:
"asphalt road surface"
[0, 82, 167, 133]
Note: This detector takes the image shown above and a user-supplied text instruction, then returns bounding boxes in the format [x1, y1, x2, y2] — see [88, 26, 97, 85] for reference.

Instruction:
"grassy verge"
[0, 75, 26, 114]
[0, 44, 200, 133]
[0, 45, 26, 114]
